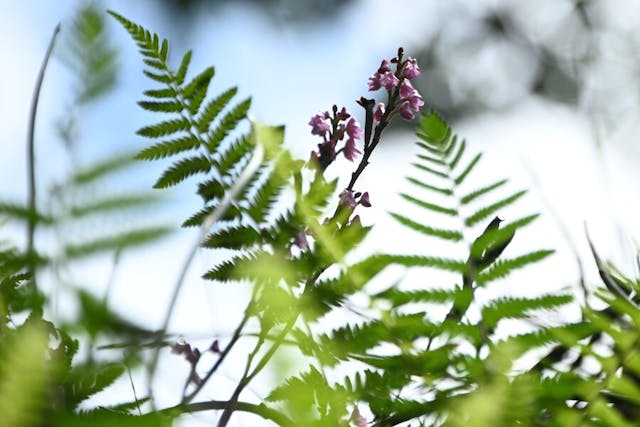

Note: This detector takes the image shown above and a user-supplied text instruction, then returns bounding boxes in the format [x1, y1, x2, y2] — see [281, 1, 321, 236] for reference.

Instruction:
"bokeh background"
[2, 1, 640, 425]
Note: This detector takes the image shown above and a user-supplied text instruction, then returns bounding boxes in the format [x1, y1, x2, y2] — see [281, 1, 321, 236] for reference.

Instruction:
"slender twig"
[217, 315, 298, 427]
[26, 23, 61, 277]
[182, 308, 250, 404]
[126, 364, 142, 416]
[164, 400, 295, 427]
[147, 144, 264, 403]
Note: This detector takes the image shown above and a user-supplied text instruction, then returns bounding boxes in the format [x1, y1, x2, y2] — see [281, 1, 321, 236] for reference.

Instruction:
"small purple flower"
[359, 191, 371, 207]
[343, 138, 361, 161]
[378, 59, 392, 73]
[368, 60, 399, 92]
[402, 57, 421, 79]
[293, 230, 309, 250]
[374, 103, 385, 123]
[346, 117, 362, 140]
[351, 406, 367, 427]
[398, 80, 424, 120]
[309, 112, 330, 136]
[340, 190, 357, 208]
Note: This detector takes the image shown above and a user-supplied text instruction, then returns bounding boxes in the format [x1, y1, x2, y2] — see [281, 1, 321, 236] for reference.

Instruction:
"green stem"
[167, 400, 295, 427]
[26, 23, 61, 277]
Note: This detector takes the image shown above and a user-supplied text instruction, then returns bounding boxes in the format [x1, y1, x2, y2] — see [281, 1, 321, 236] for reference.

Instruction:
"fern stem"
[26, 23, 61, 277]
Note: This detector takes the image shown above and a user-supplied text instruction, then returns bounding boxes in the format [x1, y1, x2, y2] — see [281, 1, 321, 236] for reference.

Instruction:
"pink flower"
[368, 60, 399, 91]
[293, 230, 309, 250]
[374, 103, 385, 123]
[343, 138, 361, 161]
[398, 80, 424, 120]
[402, 57, 421, 79]
[340, 190, 357, 208]
[359, 191, 371, 207]
[346, 117, 362, 140]
[378, 59, 392, 73]
[308, 112, 330, 136]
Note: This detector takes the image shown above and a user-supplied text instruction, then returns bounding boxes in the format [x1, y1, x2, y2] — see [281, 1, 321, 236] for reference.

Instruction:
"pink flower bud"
[308, 113, 330, 136]
[402, 57, 421, 79]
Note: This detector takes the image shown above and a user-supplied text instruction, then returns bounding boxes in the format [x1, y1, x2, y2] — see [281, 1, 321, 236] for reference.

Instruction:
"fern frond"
[182, 66, 214, 114]
[464, 190, 527, 227]
[136, 99, 183, 113]
[197, 87, 238, 133]
[137, 117, 191, 138]
[373, 287, 457, 307]
[460, 179, 508, 205]
[202, 225, 262, 250]
[64, 226, 171, 259]
[389, 212, 462, 242]
[476, 250, 554, 285]
[152, 155, 211, 188]
[389, 254, 466, 273]
[454, 153, 481, 185]
[207, 98, 252, 152]
[216, 135, 252, 175]
[406, 178, 451, 197]
[135, 136, 200, 161]
[399, 193, 457, 216]
[481, 294, 573, 330]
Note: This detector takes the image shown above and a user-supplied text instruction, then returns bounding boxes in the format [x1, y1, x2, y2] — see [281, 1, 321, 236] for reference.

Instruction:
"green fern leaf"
[454, 153, 481, 185]
[476, 249, 554, 285]
[137, 99, 183, 113]
[64, 226, 171, 258]
[135, 136, 199, 161]
[64, 362, 125, 408]
[142, 69, 171, 84]
[390, 254, 466, 273]
[202, 225, 262, 250]
[373, 287, 457, 307]
[174, 50, 192, 85]
[464, 190, 527, 227]
[153, 155, 211, 188]
[197, 87, 238, 133]
[207, 98, 252, 152]
[460, 179, 508, 205]
[216, 135, 253, 175]
[389, 212, 462, 242]
[412, 162, 448, 179]
[399, 193, 457, 216]
[405, 176, 452, 195]
[182, 66, 214, 114]
[481, 294, 573, 330]
[196, 178, 225, 202]
[71, 152, 136, 184]
[69, 193, 161, 218]
[143, 87, 177, 99]
[137, 117, 191, 138]
[447, 137, 465, 170]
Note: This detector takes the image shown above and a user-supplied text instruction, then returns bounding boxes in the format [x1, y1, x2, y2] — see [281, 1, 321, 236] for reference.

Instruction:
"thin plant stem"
[26, 23, 61, 279]
[147, 144, 264, 403]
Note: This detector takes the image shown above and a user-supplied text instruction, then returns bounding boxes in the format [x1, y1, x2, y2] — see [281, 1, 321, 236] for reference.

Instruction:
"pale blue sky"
[3, 1, 640, 426]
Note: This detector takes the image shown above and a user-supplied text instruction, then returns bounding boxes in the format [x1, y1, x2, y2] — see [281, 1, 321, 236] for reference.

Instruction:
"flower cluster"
[308, 105, 362, 170]
[340, 189, 371, 208]
[368, 48, 424, 121]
